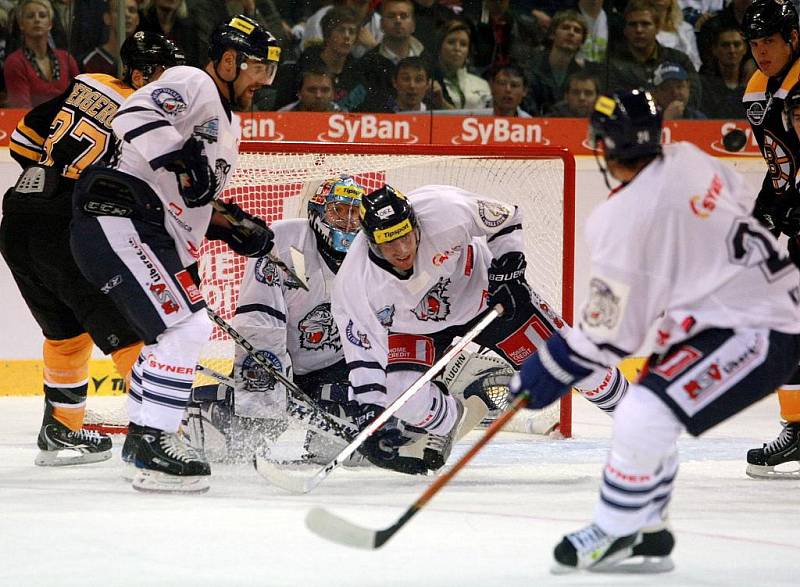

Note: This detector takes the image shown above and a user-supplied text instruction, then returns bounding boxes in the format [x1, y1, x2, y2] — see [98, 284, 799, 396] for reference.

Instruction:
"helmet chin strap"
[214, 57, 242, 109]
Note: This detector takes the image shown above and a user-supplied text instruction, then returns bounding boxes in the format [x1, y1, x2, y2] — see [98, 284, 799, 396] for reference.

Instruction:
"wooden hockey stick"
[211, 200, 308, 290]
[304, 394, 528, 549]
[254, 305, 503, 494]
[205, 307, 355, 441]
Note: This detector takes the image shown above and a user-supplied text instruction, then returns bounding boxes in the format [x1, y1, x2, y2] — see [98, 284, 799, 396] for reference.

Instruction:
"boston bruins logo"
[762, 131, 794, 194]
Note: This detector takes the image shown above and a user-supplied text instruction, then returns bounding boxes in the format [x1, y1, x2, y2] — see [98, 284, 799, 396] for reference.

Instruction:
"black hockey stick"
[255, 305, 504, 494]
[205, 307, 355, 441]
[305, 394, 529, 549]
[211, 200, 309, 290]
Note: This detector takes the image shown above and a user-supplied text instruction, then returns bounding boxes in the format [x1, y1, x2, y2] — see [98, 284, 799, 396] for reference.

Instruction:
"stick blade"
[253, 454, 315, 494]
[305, 507, 379, 550]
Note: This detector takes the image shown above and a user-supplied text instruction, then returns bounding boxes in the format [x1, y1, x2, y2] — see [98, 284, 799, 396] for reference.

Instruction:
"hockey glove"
[207, 200, 275, 258]
[163, 137, 217, 208]
[356, 405, 428, 475]
[487, 251, 531, 321]
[508, 333, 593, 409]
[774, 203, 800, 238]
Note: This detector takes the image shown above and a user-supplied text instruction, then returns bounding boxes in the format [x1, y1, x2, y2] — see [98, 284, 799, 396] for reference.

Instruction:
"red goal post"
[205, 141, 577, 438]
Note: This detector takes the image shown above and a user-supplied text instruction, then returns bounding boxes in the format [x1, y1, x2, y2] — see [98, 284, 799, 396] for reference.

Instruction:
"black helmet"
[120, 31, 186, 86]
[589, 89, 662, 162]
[209, 14, 281, 84]
[360, 185, 418, 246]
[742, 0, 800, 43]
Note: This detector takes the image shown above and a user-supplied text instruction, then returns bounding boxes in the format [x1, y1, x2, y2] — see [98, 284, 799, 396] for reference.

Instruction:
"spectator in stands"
[485, 62, 531, 117]
[6, 0, 105, 57]
[278, 6, 368, 112]
[391, 55, 434, 111]
[577, 0, 624, 64]
[278, 65, 341, 111]
[138, 0, 198, 67]
[82, 0, 140, 75]
[301, 0, 381, 58]
[190, 0, 289, 66]
[4, 0, 79, 108]
[360, 0, 427, 112]
[652, 0, 702, 70]
[699, 25, 752, 119]
[525, 10, 591, 115]
[548, 69, 600, 117]
[412, 0, 456, 50]
[432, 18, 491, 110]
[472, 0, 541, 74]
[696, 0, 752, 66]
[607, 0, 701, 108]
[680, 0, 725, 27]
[652, 61, 706, 119]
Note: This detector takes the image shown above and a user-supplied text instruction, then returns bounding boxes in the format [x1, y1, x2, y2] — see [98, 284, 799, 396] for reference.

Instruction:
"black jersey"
[743, 59, 800, 230]
[8, 73, 134, 207]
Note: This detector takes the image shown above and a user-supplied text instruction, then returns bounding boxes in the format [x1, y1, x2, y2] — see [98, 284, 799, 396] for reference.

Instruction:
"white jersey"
[567, 142, 800, 368]
[233, 219, 343, 380]
[332, 186, 522, 396]
[111, 66, 241, 266]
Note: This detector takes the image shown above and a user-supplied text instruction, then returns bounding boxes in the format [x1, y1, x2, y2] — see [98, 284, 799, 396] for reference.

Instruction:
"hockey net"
[87, 142, 575, 438]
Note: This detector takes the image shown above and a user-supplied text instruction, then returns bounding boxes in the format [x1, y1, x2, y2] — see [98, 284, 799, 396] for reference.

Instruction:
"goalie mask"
[308, 175, 365, 255]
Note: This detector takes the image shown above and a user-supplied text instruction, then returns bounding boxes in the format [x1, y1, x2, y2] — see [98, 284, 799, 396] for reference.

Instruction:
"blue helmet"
[308, 175, 366, 253]
[589, 89, 662, 162]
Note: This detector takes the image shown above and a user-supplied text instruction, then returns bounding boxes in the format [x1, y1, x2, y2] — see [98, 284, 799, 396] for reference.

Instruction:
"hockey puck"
[722, 129, 747, 152]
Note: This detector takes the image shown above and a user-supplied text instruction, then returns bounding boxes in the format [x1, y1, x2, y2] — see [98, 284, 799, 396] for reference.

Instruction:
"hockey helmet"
[742, 0, 800, 43]
[308, 175, 366, 253]
[120, 31, 186, 86]
[209, 14, 281, 85]
[360, 185, 418, 246]
[589, 89, 663, 162]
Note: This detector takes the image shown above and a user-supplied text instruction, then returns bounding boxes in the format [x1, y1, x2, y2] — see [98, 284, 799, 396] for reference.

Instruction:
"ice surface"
[1, 394, 798, 586]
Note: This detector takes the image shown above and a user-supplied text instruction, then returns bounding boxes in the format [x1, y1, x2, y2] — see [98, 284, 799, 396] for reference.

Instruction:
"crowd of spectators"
[0, 0, 782, 118]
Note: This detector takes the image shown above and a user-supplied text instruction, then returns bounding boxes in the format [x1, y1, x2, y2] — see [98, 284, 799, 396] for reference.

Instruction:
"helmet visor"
[241, 59, 279, 85]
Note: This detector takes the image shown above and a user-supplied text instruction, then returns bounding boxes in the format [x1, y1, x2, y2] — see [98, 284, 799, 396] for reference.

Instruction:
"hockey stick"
[205, 307, 355, 441]
[254, 305, 504, 494]
[305, 393, 528, 549]
[194, 363, 358, 442]
[211, 200, 308, 290]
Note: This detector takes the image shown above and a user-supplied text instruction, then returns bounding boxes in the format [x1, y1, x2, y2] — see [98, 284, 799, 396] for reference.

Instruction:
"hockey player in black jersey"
[741, 0, 800, 479]
[0, 32, 184, 467]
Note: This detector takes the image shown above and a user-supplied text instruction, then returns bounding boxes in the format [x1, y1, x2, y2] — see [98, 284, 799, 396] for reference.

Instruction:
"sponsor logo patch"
[689, 174, 723, 218]
[388, 333, 434, 366]
[746, 101, 765, 126]
[651, 346, 702, 380]
[151, 87, 186, 115]
[175, 269, 203, 304]
[496, 315, 551, 365]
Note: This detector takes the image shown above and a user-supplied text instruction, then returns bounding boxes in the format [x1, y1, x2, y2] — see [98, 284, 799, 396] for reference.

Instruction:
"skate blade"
[34, 449, 111, 467]
[746, 463, 800, 479]
[121, 461, 137, 482]
[590, 555, 675, 574]
[132, 469, 210, 494]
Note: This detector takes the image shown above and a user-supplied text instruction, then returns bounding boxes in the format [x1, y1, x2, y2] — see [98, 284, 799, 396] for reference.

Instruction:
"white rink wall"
[0, 148, 766, 359]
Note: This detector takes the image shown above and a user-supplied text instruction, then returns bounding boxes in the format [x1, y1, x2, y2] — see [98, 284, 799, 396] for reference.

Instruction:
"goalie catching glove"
[206, 200, 275, 258]
[508, 333, 593, 409]
[162, 136, 217, 208]
[487, 252, 531, 321]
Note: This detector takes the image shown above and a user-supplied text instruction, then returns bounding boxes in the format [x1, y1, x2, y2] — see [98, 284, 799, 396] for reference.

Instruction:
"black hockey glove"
[774, 204, 800, 238]
[163, 137, 217, 208]
[487, 251, 531, 321]
[206, 200, 275, 258]
[356, 404, 428, 475]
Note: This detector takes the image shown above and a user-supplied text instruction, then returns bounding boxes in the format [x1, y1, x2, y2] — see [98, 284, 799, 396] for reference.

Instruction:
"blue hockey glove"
[508, 334, 593, 409]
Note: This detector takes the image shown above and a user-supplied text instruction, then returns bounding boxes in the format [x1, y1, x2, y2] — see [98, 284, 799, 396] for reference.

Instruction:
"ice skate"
[551, 523, 674, 574]
[132, 426, 211, 494]
[746, 422, 800, 479]
[35, 417, 112, 467]
[120, 422, 146, 481]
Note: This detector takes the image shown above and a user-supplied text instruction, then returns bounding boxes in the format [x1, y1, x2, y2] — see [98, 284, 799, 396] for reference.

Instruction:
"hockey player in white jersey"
[508, 89, 800, 573]
[196, 175, 366, 460]
[332, 183, 630, 475]
[69, 15, 281, 493]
